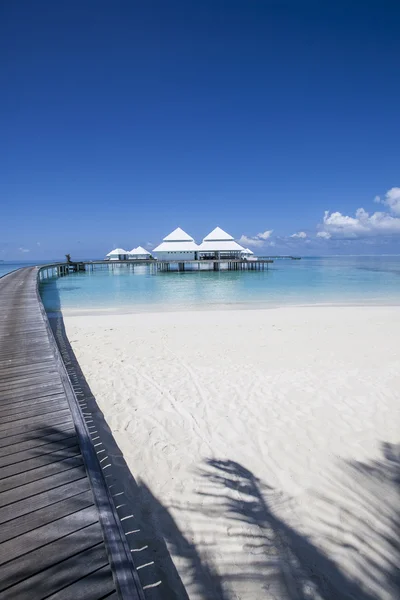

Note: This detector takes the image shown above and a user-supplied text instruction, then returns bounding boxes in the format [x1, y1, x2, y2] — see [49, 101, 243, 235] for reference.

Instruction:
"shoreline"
[49, 297, 400, 317]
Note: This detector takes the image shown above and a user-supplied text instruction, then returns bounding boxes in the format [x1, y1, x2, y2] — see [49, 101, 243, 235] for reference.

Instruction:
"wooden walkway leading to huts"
[0, 268, 143, 599]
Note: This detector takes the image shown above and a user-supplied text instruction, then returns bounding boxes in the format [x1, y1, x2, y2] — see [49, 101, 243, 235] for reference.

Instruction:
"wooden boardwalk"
[0, 268, 142, 599]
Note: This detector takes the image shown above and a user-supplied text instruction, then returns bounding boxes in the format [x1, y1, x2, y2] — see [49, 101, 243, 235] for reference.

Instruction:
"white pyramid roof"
[153, 240, 199, 252]
[106, 248, 128, 256]
[153, 227, 198, 252]
[197, 239, 245, 252]
[163, 227, 194, 242]
[203, 227, 234, 242]
[242, 247, 254, 255]
[130, 246, 151, 255]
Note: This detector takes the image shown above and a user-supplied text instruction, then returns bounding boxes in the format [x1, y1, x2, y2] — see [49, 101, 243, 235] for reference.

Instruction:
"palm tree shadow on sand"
[179, 445, 399, 600]
[139, 480, 232, 600]
[140, 442, 399, 600]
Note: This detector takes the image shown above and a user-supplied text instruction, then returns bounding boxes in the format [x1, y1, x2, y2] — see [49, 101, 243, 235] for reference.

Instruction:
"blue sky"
[1, 0, 400, 259]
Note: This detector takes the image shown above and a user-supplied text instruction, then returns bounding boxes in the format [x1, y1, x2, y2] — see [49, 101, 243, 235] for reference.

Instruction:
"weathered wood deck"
[0, 268, 143, 599]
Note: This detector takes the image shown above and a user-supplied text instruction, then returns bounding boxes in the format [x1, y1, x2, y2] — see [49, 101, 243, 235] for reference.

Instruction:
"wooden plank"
[0, 476, 89, 525]
[0, 373, 61, 392]
[0, 388, 65, 408]
[0, 342, 52, 355]
[0, 354, 54, 368]
[0, 489, 94, 544]
[0, 454, 83, 495]
[0, 363, 58, 382]
[0, 349, 51, 360]
[0, 421, 75, 451]
[0, 344, 51, 357]
[0, 381, 65, 401]
[0, 354, 54, 369]
[45, 564, 115, 600]
[0, 441, 79, 475]
[0, 399, 69, 424]
[0, 409, 73, 434]
[0, 522, 104, 592]
[0, 330, 46, 337]
[0, 434, 76, 468]
[0, 504, 99, 566]
[0, 545, 111, 600]
[0, 464, 87, 508]
[0, 392, 67, 416]
[0, 336, 49, 347]
[0, 418, 74, 442]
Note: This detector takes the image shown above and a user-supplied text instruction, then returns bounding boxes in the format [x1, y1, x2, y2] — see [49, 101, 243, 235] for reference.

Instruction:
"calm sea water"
[0, 261, 53, 278]
[35, 256, 400, 314]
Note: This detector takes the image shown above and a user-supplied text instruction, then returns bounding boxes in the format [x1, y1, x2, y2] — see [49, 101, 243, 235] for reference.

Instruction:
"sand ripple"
[64, 306, 400, 600]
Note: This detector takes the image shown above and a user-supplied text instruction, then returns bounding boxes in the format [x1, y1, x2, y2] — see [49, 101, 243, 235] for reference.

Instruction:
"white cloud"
[290, 231, 307, 239]
[320, 208, 400, 239]
[18, 247, 30, 253]
[146, 242, 154, 249]
[375, 187, 400, 215]
[256, 230, 273, 240]
[238, 229, 273, 248]
[317, 187, 400, 240]
[36, 242, 41, 247]
[238, 234, 265, 248]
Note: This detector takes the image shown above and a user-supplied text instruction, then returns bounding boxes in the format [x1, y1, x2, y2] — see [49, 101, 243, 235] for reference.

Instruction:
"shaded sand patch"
[64, 306, 400, 599]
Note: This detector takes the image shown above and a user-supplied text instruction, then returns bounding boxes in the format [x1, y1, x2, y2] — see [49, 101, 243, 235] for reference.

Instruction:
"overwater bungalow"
[153, 227, 199, 260]
[197, 227, 245, 260]
[129, 246, 152, 259]
[105, 248, 129, 260]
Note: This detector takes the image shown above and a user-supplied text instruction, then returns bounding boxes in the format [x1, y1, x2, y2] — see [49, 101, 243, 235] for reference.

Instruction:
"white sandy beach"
[64, 306, 400, 600]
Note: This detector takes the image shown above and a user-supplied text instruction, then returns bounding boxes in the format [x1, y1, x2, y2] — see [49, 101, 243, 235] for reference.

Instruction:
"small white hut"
[129, 246, 152, 260]
[241, 247, 257, 260]
[198, 227, 244, 259]
[106, 248, 129, 261]
[153, 227, 199, 260]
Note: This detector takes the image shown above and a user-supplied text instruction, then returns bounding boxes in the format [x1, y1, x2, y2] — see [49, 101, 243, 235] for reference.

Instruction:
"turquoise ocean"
[3, 258, 400, 314]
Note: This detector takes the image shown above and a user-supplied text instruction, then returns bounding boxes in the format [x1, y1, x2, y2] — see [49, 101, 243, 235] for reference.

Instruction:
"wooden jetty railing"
[36, 257, 274, 280]
[0, 267, 145, 599]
